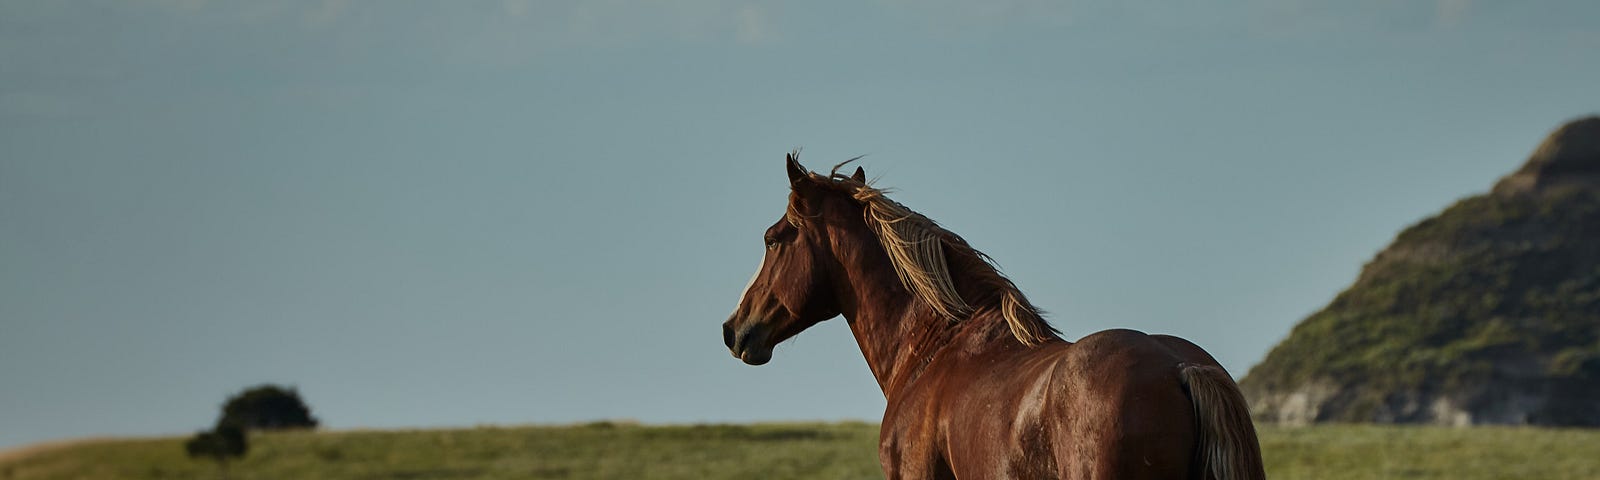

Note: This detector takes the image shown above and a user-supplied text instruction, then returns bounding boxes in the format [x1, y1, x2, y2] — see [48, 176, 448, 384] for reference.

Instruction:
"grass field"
[4, 422, 1599, 479]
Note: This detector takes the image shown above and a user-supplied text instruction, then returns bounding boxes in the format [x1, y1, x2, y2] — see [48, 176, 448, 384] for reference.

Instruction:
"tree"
[218, 384, 318, 430]
[185, 424, 247, 476]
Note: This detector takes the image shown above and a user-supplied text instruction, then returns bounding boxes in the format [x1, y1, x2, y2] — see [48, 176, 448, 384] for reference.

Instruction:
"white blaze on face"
[733, 250, 768, 315]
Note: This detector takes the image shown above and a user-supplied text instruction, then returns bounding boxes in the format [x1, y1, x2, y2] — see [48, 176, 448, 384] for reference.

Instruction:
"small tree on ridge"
[218, 384, 318, 430]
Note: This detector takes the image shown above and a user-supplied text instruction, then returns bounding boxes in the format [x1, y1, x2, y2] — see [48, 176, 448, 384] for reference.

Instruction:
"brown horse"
[722, 153, 1264, 480]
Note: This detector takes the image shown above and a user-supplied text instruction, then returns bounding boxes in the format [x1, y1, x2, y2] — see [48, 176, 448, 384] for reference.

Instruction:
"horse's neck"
[835, 260, 966, 396]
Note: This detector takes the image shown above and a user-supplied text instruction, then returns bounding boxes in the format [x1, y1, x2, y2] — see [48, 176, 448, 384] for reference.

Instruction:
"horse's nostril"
[723, 323, 735, 349]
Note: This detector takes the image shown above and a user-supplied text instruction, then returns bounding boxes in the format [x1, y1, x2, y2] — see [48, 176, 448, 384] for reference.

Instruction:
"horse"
[721, 153, 1265, 480]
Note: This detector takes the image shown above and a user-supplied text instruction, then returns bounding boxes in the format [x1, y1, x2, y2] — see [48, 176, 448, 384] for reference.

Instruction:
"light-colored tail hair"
[1179, 364, 1266, 480]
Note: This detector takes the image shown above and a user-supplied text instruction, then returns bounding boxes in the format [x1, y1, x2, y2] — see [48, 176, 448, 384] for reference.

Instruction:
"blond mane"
[797, 157, 1060, 347]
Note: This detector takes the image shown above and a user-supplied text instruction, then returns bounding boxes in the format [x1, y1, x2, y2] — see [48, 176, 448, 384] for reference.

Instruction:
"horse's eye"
[764, 236, 779, 249]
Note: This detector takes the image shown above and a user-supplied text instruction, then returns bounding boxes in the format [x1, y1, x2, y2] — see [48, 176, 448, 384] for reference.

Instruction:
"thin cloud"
[112, 1, 780, 48]
[735, 5, 776, 45]
[1434, 0, 1471, 28]
[502, 0, 532, 18]
[301, 0, 349, 29]
[561, 0, 778, 46]
[878, 0, 1075, 33]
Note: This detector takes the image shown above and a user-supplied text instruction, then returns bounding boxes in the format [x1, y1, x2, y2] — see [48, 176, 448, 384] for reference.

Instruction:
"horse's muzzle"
[723, 319, 773, 366]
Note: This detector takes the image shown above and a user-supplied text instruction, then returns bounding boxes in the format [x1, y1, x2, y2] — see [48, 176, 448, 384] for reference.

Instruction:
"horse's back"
[932, 329, 1204, 479]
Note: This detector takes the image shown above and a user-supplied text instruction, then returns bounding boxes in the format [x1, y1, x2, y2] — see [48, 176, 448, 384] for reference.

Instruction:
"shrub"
[218, 385, 318, 430]
[184, 424, 248, 471]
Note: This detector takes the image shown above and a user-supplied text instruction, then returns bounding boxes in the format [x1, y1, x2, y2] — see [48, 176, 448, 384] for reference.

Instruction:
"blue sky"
[2, 1, 1597, 449]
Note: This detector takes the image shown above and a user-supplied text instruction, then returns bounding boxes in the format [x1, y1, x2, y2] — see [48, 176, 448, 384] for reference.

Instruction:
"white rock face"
[1252, 380, 1340, 426]
[1430, 397, 1473, 427]
[1250, 382, 1565, 427]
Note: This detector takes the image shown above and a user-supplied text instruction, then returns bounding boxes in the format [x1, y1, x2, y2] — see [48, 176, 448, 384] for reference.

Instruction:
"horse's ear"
[786, 152, 807, 185]
[851, 166, 866, 183]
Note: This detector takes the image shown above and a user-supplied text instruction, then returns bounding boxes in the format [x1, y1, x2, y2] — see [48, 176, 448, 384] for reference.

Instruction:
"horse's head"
[722, 153, 871, 365]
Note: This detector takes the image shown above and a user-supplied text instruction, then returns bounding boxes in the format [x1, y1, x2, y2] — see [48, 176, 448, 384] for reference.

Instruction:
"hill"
[3, 423, 1600, 479]
[1241, 117, 1600, 425]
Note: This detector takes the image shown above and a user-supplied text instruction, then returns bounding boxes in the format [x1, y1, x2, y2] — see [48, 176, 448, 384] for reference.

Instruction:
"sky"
[3, 0, 1599, 449]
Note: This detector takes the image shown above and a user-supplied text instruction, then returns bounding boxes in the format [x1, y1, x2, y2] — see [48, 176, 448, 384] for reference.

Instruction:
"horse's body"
[879, 326, 1230, 479]
[723, 154, 1263, 479]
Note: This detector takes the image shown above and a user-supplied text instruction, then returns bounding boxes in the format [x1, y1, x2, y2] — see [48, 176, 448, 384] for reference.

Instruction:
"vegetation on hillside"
[182, 424, 247, 468]
[1242, 186, 1600, 423]
[217, 385, 318, 431]
[4, 423, 1599, 480]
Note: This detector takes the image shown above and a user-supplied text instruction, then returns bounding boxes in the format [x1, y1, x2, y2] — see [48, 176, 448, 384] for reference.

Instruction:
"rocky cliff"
[1240, 117, 1600, 426]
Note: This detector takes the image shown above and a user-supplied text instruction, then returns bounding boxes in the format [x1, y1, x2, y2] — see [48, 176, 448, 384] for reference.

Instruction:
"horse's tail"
[1178, 363, 1266, 480]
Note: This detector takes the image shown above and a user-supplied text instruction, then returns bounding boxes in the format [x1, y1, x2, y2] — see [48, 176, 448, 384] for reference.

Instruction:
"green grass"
[4, 423, 1599, 479]
[1260, 424, 1600, 480]
[0, 422, 881, 480]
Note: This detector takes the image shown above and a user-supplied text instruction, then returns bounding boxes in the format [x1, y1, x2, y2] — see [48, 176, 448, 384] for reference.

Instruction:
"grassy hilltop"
[1242, 187, 1600, 423]
[1243, 117, 1600, 426]
[5, 422, 1600, 480]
